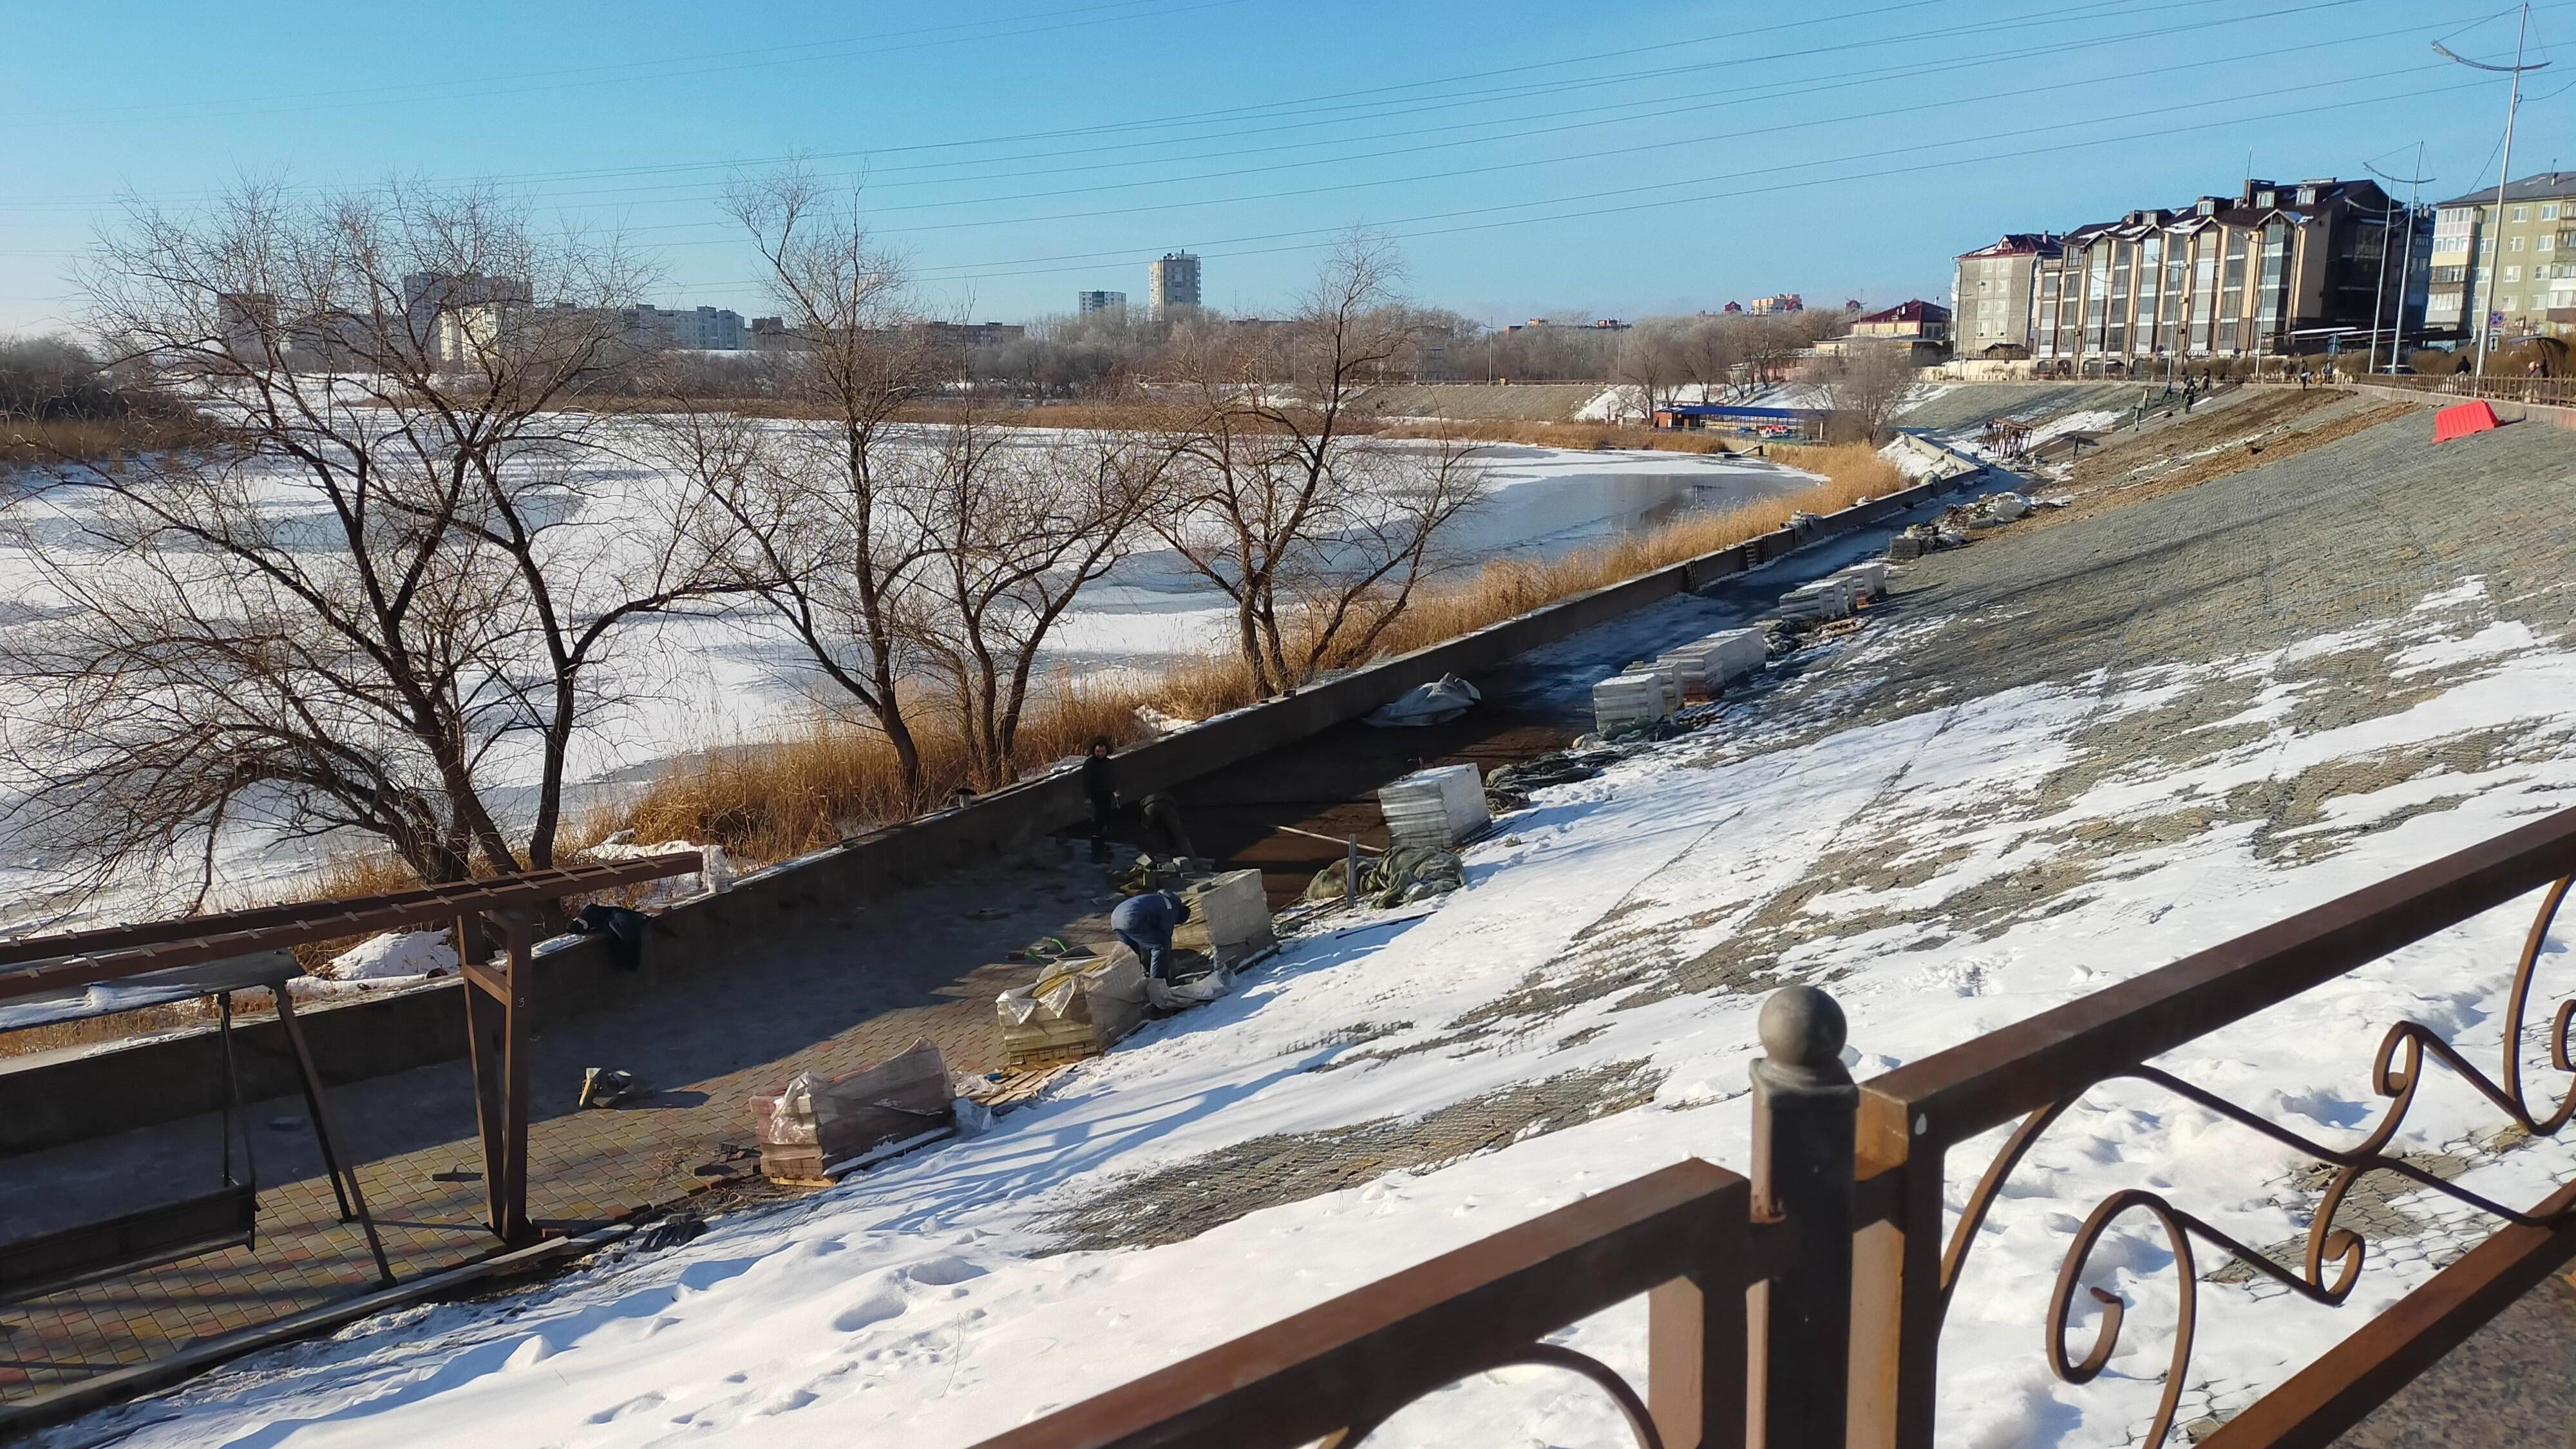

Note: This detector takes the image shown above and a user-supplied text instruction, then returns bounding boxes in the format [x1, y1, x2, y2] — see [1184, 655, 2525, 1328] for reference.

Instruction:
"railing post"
[1748, 986, 1857, 1449]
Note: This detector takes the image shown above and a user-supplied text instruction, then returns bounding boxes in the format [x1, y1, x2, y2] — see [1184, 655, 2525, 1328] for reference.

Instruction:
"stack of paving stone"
[1378, 763, 1492, 848]
[1701, 628, 1769, 685]
[1174, 868, 1278, 970]
[1833, 559, 1890, 601]
[1654, 639, 1725, 702]
[1777, 578, 1857, 623]
[1591, 671, 1671, 735]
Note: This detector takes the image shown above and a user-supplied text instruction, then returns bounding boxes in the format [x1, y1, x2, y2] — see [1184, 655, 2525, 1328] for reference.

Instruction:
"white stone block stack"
[1702, 628, 1768, 685]
[1833, 560, 1889, 601]
[1777, 578, 1855, 623]
[1378, 763, 1492, 849]
[1592, 672, 1669, 735]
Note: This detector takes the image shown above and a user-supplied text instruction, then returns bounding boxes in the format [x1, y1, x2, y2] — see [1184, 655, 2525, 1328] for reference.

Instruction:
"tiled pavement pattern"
[0, 848, 1120, 1403]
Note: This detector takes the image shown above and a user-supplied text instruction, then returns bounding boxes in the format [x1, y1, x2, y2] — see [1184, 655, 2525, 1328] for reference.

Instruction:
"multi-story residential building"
[401, 272, 532, 366]
[2427, 171, 2576, 346]
[1148, 252, 1201, 319]
[627, 304, 745, 350]
[1076, 290, 1127, 316]
[1951, 234, 2060, 357]
[1850, 299, 1951, 341]
[2023, 178, 2422, 372]
[913, 321, 1028, 349]
[1746, 292, 1804, 315]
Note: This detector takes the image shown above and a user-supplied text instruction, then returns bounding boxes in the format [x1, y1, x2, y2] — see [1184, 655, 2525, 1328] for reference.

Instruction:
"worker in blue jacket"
[1110, 889, 1191, 981]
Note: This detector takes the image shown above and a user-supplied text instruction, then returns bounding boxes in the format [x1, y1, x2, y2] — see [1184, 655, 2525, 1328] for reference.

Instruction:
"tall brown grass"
[616, 443, 1906, 862]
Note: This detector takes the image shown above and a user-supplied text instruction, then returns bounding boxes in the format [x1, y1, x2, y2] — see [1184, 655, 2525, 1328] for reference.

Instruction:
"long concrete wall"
[0, 469, 1967, 1156]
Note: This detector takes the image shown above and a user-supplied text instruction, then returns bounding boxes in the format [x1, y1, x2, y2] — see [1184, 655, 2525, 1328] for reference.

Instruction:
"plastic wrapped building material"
[1654, 640, 1721, 702]
[1378, 763, 1492, 849]
[748, 1039, 952, 1184]
[1834, 560, 1889, 600]
[1362, 672, 1481, 728]
[1701, 628, 1768, 685]
[1592, 671, 1668, 735]
[994, 954, 1151, 1069]
[1175, 868, 1278, 969]
[1778, 579, 1854, 622]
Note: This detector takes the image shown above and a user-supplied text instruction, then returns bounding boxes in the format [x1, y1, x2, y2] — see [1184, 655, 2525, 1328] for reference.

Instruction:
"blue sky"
[0, 0, 2566, 334]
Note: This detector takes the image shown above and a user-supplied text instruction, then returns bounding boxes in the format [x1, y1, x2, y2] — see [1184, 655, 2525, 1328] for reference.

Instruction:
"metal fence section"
[980, 806, 2576, 1449]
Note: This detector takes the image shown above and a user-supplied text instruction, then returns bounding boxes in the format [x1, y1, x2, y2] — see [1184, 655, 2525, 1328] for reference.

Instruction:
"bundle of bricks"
[1777, 577, 1857, 623]
[1378, 764, 1493, 849]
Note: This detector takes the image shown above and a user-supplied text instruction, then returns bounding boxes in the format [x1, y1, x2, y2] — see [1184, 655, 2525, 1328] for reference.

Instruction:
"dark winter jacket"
[1082, 752, 1115, 809]
[1109, 889, 1189, 946]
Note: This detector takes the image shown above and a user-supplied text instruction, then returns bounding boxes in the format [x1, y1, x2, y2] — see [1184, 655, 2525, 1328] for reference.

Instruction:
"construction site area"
[10, 377, 2576, 1449]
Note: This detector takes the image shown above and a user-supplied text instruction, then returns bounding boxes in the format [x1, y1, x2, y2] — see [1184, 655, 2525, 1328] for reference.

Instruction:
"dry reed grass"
[618, 443, 1906, 862]
[1378, 418, 1743, 455]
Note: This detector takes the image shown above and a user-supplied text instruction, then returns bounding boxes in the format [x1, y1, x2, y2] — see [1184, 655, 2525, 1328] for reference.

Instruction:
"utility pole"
[2367, 145, 2436, 374]
[2438, 5, 2546, 381]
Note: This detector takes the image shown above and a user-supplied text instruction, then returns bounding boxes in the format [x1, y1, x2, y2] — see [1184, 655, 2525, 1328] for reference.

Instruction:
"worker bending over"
[1110, 889, 1191, 981]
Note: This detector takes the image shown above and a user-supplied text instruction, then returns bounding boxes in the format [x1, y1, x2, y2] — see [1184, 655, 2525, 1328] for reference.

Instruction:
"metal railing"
[2331, 371, 2576, 408]
[983, 804, 2576, 1449]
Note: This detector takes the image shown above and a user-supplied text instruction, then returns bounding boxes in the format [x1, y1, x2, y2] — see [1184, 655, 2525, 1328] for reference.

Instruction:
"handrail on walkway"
[984, 803, 2576, 1449]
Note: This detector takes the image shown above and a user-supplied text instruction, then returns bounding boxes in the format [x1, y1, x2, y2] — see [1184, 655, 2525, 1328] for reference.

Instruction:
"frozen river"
[0, 433, 1814, 925]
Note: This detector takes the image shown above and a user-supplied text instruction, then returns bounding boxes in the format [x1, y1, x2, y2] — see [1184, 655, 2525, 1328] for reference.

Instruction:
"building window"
[2503, 296, 2520, 310]
[2547, 204, 2562, 220]
[2545, 234, 2557, 252]
[2514, 206, 2530, 222]
[2512, 236, 2526, 252]
[2506, 266, 2522, 282]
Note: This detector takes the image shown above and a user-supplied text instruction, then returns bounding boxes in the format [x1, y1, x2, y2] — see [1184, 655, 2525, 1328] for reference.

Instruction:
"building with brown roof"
[1997, 178, 2427, 374]
[1951, 234, 2060, 357]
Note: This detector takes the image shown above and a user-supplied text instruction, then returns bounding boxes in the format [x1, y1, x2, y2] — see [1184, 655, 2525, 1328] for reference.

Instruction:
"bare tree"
[1, 181, 738, 895]
[1820, 339, 1918, 444]
[1673, 318, 1740, 403]
[910, 419, 1182, 786]
[1613, 323, 1688, 424]
[689, 171, 953, 799]
[1157, 233, 1488, 695]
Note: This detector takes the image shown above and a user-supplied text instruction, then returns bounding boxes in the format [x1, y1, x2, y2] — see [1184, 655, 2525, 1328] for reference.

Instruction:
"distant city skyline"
[0, 1, 2559, 337]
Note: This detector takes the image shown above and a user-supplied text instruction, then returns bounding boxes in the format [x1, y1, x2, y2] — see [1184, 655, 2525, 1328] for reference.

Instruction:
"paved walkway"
[0, 852, 1117, 1404]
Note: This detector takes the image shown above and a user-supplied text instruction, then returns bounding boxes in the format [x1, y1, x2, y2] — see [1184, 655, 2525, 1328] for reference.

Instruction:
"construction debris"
[1301, 844, 1468, 909]
[1484, 749, 1616, 810]
[748, 1039, 952, 1185]
[1379, 763, 1492, 849]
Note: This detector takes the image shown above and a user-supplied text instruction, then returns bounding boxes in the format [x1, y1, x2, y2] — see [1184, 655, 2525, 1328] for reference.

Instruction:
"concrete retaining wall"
[0, 469, 1964, 1156]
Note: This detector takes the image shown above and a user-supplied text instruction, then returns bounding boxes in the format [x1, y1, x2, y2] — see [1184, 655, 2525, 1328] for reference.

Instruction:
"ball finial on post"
[1759, 984, 1848, 1077]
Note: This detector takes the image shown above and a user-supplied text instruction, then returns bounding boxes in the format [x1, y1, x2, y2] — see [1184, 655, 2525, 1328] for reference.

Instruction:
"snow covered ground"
[0, 428, 1808, 931]
[52, 557, 2576, 1449]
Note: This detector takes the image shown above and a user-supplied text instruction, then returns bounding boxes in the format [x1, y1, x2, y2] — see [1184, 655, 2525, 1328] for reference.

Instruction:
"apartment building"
[1076, 289, 1127, 316]
[627, 304, 745, 350]
[1148, 252, 1202, 319]
[1951, 234, 2060, 357]
[2018, 178, 2423, 372]
[2426, 172, 2576, 345]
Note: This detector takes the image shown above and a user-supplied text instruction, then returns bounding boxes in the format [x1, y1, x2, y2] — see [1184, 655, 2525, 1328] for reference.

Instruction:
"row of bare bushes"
[614, 444, 1902, 862]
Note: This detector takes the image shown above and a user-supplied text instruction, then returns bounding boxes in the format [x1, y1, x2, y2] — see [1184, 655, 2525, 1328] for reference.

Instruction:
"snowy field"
[0, 429, 1808, 930]
[50, 563, 2576, 1449]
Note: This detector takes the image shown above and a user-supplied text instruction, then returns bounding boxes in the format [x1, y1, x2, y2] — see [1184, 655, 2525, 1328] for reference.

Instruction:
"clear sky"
[1, 0, 2566, 335]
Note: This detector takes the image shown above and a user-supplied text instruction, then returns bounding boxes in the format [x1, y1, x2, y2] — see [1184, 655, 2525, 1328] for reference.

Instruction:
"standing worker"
[1110, 889, 1191, 981]
[1083, 736, 1116, 863]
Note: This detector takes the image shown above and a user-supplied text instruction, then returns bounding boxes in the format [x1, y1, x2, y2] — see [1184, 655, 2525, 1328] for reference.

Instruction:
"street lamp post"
[2367, 145, 2434, 374]
[2436, 4, 2546, 381]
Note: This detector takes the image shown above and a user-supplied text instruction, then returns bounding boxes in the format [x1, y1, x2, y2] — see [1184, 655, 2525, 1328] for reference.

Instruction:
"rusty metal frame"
[1850, 804, 2576, 1449]
[971, 1160, 1766, 1449]
[0, 852, 701, 1247]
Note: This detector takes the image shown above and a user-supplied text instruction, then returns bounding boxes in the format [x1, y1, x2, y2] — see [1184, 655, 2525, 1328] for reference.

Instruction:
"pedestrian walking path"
[0, 854, 1116, 1405]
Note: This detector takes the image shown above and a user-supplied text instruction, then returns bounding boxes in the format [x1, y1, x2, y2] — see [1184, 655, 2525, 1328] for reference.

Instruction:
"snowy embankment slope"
[59, 564, 2576, 1449]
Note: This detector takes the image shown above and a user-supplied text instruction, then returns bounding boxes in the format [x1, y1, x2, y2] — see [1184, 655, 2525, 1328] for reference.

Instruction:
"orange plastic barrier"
[2434, 401, 2501, 442]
